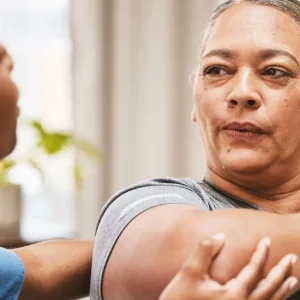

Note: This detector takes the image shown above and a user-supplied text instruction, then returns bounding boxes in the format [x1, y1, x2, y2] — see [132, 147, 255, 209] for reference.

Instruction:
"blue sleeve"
[0, 247, 25, 300]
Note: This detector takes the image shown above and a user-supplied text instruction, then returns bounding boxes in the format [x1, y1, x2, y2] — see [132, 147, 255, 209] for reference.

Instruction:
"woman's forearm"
[13, 239, 94, 300]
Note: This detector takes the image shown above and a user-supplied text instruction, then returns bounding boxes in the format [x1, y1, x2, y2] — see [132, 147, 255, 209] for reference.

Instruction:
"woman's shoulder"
[95, 176, 252, 233]
[95, 177, 208, 230]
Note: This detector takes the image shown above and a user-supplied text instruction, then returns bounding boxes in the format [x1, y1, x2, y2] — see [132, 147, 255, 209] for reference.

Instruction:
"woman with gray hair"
[90, 0, 300, 299]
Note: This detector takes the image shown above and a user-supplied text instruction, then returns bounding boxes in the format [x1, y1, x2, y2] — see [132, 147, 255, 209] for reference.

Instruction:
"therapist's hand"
[159, 234, 298, 300]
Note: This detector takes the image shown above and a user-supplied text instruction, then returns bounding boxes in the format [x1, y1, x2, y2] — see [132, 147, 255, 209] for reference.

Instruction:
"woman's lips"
[223, 122, 266, 141]
[224, 129, 265, 141]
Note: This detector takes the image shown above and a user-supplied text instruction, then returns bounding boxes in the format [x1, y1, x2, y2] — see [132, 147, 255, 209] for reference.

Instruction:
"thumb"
[181, 233, 226, 279]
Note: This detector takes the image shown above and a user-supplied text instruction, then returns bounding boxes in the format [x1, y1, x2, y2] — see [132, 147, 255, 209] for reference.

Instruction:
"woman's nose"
[226, 70, 262, 110]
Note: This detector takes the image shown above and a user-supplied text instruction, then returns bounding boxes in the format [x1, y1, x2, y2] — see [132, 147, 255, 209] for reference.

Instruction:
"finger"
[233, 237, 270, 291]
[249, 253, 297, 299]
[181, 233, 225, 279]
[270, 277, 298, 300]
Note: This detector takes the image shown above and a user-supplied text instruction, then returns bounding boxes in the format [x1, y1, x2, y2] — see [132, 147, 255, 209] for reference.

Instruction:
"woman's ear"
[191, 107, 197, 123]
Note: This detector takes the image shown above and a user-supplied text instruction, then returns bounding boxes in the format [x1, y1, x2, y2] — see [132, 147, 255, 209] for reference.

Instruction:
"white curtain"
[70, 0, 219, 238]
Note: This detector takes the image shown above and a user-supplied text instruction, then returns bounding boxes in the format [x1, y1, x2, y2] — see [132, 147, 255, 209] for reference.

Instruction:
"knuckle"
[259, 278, 269, 286]
[181, 262, 204, 279]
[199, 239, 213, 250]
[244, 264, 256, 273]
[181, 262, 198, 276]
[224, 283, 247, 300]
[250, 256, 264, 268]
[243, 264, 261, 277]
[260, 278, 273, 291]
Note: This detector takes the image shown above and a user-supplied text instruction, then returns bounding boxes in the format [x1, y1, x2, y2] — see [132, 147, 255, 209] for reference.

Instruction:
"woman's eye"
[204, 66, 228, 76]
[262, 68, 289, 78]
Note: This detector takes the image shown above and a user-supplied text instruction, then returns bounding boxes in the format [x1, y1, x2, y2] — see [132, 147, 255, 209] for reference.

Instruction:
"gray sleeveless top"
[92, 177, 300, 299]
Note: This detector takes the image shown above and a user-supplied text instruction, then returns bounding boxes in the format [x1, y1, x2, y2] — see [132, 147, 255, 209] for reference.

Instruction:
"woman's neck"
[207, 168, 300, 214]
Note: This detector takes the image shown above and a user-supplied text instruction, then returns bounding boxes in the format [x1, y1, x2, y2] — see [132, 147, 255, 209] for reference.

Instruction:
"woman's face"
[193, 2, 300, 184]
[0, 47, 18, 159]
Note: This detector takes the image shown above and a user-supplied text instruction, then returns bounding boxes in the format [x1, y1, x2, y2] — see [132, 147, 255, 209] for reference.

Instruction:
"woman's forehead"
[204, 2, 300, 57]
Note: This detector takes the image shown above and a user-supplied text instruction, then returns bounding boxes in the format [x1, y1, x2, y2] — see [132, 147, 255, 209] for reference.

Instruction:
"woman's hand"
[159, 234, 298, 300]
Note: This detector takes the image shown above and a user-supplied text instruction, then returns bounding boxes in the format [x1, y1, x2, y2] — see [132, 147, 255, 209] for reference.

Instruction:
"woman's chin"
[219, 149, 272, 176]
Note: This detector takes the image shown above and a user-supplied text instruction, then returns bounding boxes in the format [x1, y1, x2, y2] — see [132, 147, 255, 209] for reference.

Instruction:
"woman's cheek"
[201, 100, 220, 127]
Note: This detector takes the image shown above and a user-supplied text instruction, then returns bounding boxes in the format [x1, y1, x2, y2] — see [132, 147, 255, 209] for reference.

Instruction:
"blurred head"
[192, 0, 300, 188]
[0, 46, 19, 160]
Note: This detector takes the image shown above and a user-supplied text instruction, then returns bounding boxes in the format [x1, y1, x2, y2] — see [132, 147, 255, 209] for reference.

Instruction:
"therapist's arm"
[102, 205, 300, 300]
[13, 239, 93, 300]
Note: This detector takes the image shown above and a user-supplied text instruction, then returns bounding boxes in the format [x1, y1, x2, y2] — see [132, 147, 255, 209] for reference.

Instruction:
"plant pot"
[0, 185, 22, 242]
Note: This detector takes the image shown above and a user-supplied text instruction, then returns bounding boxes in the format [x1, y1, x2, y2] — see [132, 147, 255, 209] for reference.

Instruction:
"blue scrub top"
[0, 247, 25, 300]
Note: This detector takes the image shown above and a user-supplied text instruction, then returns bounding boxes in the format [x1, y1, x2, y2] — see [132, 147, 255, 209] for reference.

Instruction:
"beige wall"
[71, 0, 219, 238]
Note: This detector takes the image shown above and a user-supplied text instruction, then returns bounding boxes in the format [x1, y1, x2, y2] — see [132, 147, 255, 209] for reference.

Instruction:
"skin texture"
[13, 240, 93, 300]
[192, 2, 300, 204]
[102, 3, 300, 300]
[159, 236, 298, 300]
[103, 205, 300, 300]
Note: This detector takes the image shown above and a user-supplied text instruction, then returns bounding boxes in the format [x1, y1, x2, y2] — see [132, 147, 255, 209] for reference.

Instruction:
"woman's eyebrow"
[201, 48, 300, 67]
[259, 49, 300, 67]
[202, 49, 236, 61]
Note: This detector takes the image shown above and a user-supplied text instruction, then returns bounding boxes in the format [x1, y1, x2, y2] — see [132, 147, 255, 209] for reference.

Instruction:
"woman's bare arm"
[103, 205, 300, 300]
[13, 239, 94, 300]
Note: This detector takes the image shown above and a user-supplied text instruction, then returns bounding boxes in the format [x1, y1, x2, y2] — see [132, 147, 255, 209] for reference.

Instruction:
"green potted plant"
[0, 119, 99, 241]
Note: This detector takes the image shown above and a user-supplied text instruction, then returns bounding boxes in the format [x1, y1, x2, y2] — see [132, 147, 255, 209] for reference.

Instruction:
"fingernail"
[258, 237, 271, 249]
[290, 254, 298, 265]
[211, 233, 225, 241]
[289, 277, 298, 290]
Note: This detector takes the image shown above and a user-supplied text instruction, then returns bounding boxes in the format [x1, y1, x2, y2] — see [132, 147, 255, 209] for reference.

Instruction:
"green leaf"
[0, 159, 17, 185]
[37, 133, 72, 155]
[27, 120, 46, 137]
[15, 118, 103, 192]
[25, 119, 72, 155]
[1, 160, 17, 171]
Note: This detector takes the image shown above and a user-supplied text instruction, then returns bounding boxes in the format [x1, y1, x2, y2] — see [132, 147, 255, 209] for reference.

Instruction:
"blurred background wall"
[0, 1, 222, 245]
[71, 0, 219, 238]
[0, 0, 75, 243]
